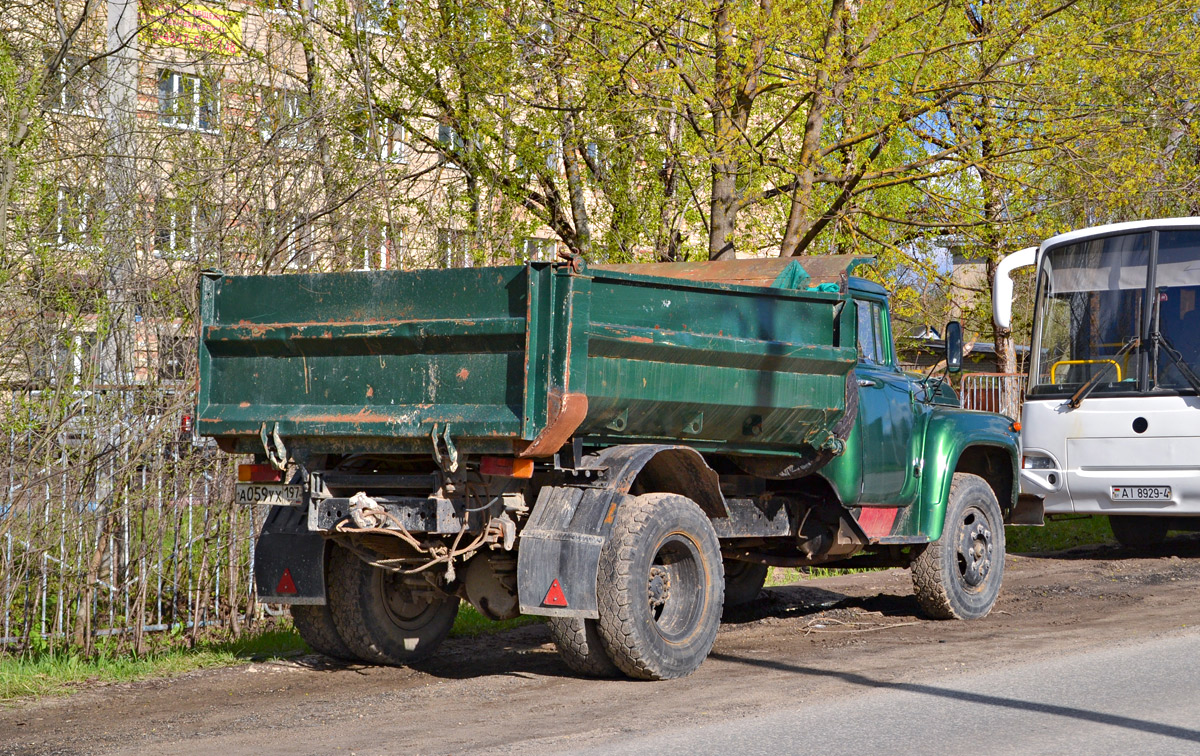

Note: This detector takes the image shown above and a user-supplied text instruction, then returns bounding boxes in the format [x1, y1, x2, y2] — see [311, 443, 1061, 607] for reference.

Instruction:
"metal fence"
[958, 372, 1026, 420]
[0, 388, 261, 654]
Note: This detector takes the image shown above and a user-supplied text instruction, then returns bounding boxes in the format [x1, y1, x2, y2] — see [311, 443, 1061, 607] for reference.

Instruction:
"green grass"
[766, 566, 876, 587]
[1, 604, 545, 704]
[0, 628, 306, 703]
[1005, 515, 1114, 553]
[449, 603, 542, 636]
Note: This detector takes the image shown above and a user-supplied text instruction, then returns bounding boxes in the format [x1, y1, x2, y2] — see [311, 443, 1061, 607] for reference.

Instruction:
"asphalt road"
[547, 631, 1200, 756]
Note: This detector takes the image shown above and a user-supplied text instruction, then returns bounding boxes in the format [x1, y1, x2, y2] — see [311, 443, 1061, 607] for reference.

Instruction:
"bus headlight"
[1023, 454, 1056, 470]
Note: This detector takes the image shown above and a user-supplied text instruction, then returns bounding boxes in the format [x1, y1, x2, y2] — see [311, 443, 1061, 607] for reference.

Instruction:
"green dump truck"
[198, 255, 1024, 680]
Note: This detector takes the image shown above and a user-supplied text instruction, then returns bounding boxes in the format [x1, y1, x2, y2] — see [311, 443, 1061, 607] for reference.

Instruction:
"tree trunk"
[780, 0, 844, 257]
[708, 1, 738, 260]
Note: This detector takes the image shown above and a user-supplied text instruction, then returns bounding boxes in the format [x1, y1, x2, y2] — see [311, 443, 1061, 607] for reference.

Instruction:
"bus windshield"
[1030, 229, 1200, 396]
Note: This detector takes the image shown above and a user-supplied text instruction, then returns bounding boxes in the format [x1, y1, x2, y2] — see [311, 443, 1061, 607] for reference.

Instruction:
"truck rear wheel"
[548, 617, 621, 677]
[596, 493, 724, 680]
[722, 560, 770, 608]
[327, 545, 460, 665]
[1109, 515, 1169, 548]
[290, 603, 356, 661]
[911, 473, 1004, 620]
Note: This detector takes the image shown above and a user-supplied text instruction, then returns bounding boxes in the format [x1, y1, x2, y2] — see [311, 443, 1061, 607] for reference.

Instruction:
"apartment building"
[23, 0, 569, 390]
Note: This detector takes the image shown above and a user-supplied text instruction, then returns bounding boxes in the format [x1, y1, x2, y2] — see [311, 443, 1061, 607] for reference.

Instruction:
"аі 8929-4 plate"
[1110, 485, 1171, 501]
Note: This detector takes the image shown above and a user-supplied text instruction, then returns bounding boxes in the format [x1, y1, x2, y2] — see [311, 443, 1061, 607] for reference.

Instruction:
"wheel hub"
[380, 572, 431, 623]
[647, 565, 671, 608]
[957, 514, 992, 588]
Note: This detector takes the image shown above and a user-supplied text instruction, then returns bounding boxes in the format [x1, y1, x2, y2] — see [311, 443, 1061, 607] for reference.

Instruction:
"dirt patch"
[6, 535, 1200, 756]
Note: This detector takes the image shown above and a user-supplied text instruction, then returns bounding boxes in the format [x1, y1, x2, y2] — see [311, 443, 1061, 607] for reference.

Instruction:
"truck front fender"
[918, 409, 1020, 542]
[517, 444, 725, 618]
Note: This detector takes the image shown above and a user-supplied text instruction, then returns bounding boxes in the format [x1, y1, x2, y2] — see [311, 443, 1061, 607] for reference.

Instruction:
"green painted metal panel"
[916, 408, 1020, 540]
[197, 259, 856, 458]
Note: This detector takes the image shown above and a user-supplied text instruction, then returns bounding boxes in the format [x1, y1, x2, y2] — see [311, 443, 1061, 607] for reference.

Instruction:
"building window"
[516, 138, 561, 176]
[354, 219, 404, 270]
[157, 331, 192, 381]
[521, 18, 553, 59]
[48, 52, 104, 115]
[158, 70, 219, 132]
[522, 237, 556, 262]
[437, 227, 469, 268]
[356, 0, 405, 34]
[50, 330, 100, 386]
[54, 187, 95, 247]
[260, 88, 311, 148]
[263, 210, 314, 269]
[155, 198, 196, 259]
[267, 0, 309, 15]
[351, 113, 407, 162]
[438, 124, 463, 168]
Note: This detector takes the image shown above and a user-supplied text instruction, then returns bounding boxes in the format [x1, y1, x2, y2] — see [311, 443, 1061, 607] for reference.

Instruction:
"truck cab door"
[853, 297, 920, 507]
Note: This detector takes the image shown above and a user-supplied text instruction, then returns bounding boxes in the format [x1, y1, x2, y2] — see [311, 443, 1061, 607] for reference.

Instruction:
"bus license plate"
[1110, 485, 1171, 501]
[236, 483, 302, 506]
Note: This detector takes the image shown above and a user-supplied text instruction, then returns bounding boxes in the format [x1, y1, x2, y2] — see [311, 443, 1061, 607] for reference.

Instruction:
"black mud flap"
[255, 505, 327, 605]
[517, 444, 726, 619]
[518, 486, 633, 619]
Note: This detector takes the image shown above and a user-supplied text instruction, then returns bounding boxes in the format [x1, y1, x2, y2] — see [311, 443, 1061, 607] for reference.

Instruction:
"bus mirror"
[994, 247, 1038, 330]
[945, 321, 963, 374]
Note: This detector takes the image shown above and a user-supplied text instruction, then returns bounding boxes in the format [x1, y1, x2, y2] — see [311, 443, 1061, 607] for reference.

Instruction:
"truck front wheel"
[911, 473, 1005, 620]
[327, 545, 460, 665]
[596, 493, 724, 680]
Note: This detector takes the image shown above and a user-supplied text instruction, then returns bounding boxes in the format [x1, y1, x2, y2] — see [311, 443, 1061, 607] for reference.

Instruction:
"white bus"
[995, 218, 1200, 547]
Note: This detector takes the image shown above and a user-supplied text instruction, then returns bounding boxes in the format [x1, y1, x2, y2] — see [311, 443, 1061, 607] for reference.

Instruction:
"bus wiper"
[1151, 331, 1200, 394]
[1068, 336, 1140, 409]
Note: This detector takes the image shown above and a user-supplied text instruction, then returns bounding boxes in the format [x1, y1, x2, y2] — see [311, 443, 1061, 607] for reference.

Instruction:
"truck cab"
[814, 279, 1023, 546]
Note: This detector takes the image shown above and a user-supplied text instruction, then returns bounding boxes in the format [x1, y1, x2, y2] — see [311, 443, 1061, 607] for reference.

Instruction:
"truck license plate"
[236, 483, 302, 506]
[1110, 485, 1171, 501]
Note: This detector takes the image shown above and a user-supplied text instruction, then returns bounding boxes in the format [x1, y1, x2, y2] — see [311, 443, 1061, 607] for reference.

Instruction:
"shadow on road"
[1015, 532, 1200, 562]
[708, 650, 1200, 745]
[280, 623, 569, 681]
[722, 584, 922, 625]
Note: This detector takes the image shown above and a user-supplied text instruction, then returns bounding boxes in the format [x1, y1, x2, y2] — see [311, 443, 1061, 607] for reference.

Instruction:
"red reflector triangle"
[542, 579, 568, 607]
[276, 568, 298, 595]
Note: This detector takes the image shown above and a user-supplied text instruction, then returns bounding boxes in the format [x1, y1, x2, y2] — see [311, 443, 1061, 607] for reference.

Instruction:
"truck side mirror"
[945, 321, 963, 374]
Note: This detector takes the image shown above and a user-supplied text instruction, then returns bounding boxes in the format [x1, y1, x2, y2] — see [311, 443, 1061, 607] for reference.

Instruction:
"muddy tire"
[548, 617, 621, 678]
[1109, 515, 1169, 548]
[290, 603, 356, 661]
[596, 493, 724, 680]
[722, 560, 769, 608]
[911, 473, 1004, 620]
[327, 546, 459, 665]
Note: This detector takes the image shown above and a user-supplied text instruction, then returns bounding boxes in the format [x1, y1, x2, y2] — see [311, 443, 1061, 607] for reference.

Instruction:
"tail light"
[480, 456, 534, 479]
[238, 463, 283, 482]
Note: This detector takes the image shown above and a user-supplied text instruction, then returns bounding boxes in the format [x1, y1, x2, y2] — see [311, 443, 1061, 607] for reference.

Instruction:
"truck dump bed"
[197, 256, 860, 460]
